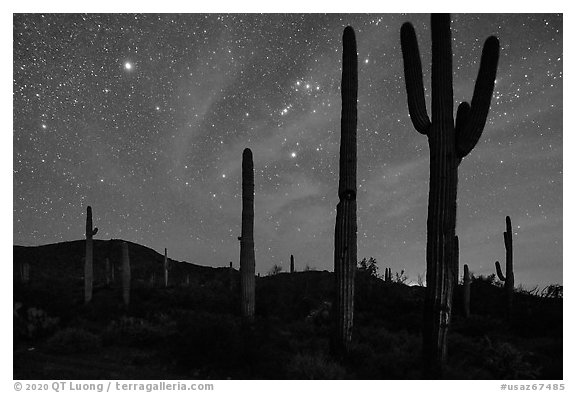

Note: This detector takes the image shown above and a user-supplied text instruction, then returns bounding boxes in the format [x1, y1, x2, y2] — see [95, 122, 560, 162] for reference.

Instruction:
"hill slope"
[13, 240, 562, 379]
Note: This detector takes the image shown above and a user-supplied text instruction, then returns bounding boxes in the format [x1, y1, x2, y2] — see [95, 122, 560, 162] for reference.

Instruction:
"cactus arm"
[400, 22, 430, 135]
[455, 102, 470, 135]
[495, 261, 506, 281]
[456, 36, 500, 157]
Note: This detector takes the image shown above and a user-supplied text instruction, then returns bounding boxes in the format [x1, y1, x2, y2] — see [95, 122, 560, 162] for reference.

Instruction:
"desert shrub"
[348, 327, 422, 379]
[103, 315, 175, 347]
[451, 314, 507, 338]
[268, 265, 283, 276]
[483, 341, 540, 379]
[45, 328, 100, 354]
[285, 353, 347, 379]
[357, 257, 379, 278]
[168, 311, 243, 372]
[25, 307, 60, 339]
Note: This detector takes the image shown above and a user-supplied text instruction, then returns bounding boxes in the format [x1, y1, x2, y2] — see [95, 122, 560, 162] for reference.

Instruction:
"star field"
[13, 14, 562, 287]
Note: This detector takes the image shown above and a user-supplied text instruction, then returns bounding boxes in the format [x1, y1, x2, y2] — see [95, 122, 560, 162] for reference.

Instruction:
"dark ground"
[13, 240, 563, 379]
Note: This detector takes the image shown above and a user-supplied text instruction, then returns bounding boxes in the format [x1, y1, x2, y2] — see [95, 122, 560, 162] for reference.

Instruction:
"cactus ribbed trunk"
[463, 264, 470, 318]
[164, 248, 169, 288]
[290, 255, 295, 273]
[422, 16, 459, 369]
[495, 216, 514, 315]
[84, 206, 98, 304]
[229, 262, 234, 292]
[332, 26, 358, 357]
[122, 242, 130, 306]
[400, 14, 499, 372]
[20, 262, 30, 284]
[105, 258, 112, 286]
[240, 148, 255, 322]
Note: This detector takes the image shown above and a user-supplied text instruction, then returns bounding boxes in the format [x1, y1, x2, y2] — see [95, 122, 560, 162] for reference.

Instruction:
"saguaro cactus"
[495, 216, 514, 314]
[463, 264, 471, 318]
[384, 268, 392, 283]
[239, 148, 255, 322]
[85, 206, 98, 304]
[20, 262, 30, 284]
[122, 242, 131, 306]
[290, 255, 295, 273]
[105, 258, 112, 286]
[164, 248, 169, 287]
[400, 14, 499, 369]
[332, 26, 358, 357]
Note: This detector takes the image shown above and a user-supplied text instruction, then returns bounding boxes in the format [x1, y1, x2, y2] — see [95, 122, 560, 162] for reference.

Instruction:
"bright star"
[125, 62, 133, 70]
[291, 152, 297, 158]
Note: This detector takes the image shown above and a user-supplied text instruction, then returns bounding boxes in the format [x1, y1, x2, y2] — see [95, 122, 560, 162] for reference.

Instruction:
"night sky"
[13, 14, 562, 287]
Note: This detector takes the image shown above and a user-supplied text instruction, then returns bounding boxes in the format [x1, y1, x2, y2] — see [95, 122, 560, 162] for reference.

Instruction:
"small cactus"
[290, 255, 295, 273]
[332, 26, 358, 357]
[384, 268, 392, 283]
[164, 248, 169, 288]
[495, 216, 514, 314]
[463, 264, 471, 318]
[122, 242, 130, 306]
[84, 206, 98, 304]
[20, 262, 30, 284]
[240, 148, 255, 322]
[400, 14, 499, 370]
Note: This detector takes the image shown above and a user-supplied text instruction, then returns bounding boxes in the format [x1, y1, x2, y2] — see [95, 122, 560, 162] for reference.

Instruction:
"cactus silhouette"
[84, 206, 98, 304]
[331, 26, 358, 357]
[400, 14, 499, 370]
[463, 264, 471, 318]
[239, 148, 255, 322]
[495, 216, 514, 314]
[122, 242, 130, 306]
[164, 248, 169, 287]
[387, 268, 394, 283]
[290, 255, 295, 273]
[20, 262, 30, 284]
[105, 258, 112, 286]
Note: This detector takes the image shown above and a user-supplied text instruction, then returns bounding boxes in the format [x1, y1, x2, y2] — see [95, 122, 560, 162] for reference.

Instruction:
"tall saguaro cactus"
[122, 242, 131, 306]
[164, 248, 169, 287]
[85, 206, 98, 304]
[290, 255, 295, 273]
[239, 148, 255, 322]
[463, 264, 471, 318]
[332, 26, 358, 357]
[495, 216, 514, 314]
[400, 14, 499, 370]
